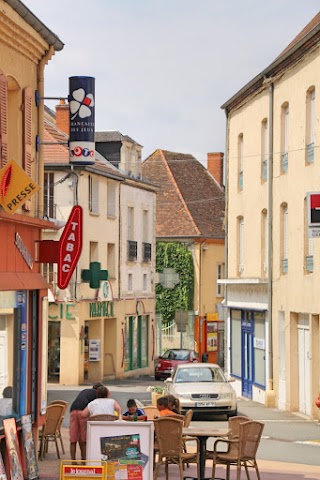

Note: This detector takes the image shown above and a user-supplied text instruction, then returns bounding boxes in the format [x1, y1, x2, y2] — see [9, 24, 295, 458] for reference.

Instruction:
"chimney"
[55, 99, 69, 135]
[207, 152, 224, 187]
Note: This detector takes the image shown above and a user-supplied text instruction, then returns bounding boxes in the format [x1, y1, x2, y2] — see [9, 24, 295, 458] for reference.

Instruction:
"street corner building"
[221, 11, 320, 418]
[0, 0, 64, 471]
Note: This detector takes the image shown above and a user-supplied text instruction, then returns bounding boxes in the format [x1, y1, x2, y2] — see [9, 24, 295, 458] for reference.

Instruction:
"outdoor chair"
[183, 409, 193, 428]
[39, 404, 65, 460]
[89, 414, 117, 421]
[143, 405, 159, 420]
[49, 400, 68, 454]
[153, 416, 200, 480]
[211, 420, 264, 480]
[206, 415, 249, 460]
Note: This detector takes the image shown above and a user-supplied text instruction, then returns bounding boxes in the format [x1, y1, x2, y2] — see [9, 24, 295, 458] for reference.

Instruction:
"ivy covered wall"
[156, 241, 194, 324]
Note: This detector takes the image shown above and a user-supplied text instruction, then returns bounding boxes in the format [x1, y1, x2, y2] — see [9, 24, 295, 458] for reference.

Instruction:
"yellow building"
[0, 0, 63, 470]
[221, 12, 320, 418]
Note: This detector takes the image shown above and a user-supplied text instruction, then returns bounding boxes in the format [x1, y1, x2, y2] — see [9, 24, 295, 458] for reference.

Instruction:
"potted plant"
[147, 386, 165, 406]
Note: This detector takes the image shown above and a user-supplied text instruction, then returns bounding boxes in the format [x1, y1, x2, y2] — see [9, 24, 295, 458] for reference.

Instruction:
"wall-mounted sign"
[97, 280, 113, 301]
[89, 301, 114, 318]
[253, 338, 265, 350]
[15, 232, 33, 269]
[69, 76, 95, 165]
[0, 159, 39, 214]
[58, 205, 83, 289]
[307, 192, 320, 237]
[89, 339, 100, 361]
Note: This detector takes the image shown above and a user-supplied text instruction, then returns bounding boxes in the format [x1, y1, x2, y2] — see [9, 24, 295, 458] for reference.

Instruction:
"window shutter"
[23, 87, 33, 176]
[0, 71, 8, 168]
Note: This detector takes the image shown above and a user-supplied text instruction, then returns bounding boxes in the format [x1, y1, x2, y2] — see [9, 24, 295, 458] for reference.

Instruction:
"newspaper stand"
[60, 460, 107, 480]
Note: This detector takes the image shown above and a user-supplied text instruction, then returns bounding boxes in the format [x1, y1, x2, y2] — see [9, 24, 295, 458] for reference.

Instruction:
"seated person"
[156, 396, 176, 417]
[81, 386, 122, 419]
[166, 395, 181, 414]
[122, 399, 145, 420]
[0, 386, 13, 418]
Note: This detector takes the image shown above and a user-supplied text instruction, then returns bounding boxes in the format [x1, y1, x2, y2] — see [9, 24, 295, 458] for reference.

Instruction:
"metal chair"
[39, 404, 65, 460]
[154, 416, 200, 480]
[49, 400, 68, 454]
[211, 420, 264, 480]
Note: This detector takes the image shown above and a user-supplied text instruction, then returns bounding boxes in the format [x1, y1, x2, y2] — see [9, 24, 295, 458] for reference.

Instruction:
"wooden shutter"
[23, 86, 33, 176]
[0, 71, 8, 169]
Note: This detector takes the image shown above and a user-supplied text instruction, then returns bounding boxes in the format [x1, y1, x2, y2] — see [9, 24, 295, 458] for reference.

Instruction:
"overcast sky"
[25, 0, 319, 165]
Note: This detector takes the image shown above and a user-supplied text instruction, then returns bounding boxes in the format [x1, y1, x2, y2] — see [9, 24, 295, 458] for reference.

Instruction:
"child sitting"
[156, 396, 176, 416]
[166, 394, 181, 414]
[122, 399, 145, 420]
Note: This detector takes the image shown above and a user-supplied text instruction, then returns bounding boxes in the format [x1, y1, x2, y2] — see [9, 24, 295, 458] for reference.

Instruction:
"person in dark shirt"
[122, 399, 145, 420]
[69, 382, 103, 460]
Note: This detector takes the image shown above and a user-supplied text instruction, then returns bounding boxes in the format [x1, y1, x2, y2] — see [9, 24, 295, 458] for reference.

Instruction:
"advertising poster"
[207, 322, 218, 352]
[0, 451, 7, 480]
[21, 415, 39, 480]
[86, 421, 154, 480]
[3, 418, 24, 480]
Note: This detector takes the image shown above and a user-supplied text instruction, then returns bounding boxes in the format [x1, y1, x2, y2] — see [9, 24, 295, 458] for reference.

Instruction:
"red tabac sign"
[58, 205, 83, 289]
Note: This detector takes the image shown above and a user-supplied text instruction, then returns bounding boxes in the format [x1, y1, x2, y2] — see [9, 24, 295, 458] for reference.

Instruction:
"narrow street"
[48, 376, 320, 467]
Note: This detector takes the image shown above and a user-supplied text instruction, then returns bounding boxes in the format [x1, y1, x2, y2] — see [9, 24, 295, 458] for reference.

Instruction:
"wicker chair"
[49, 400, 68, 454]
[183, 409, 193, 428]
[142, 405, 159, 420]
[154, 417, 200, 480]
[211, 420, 264, 480]
[206, 415, 249, 459]
[39, 404, 65, 460]
[89, 414, 117, 421]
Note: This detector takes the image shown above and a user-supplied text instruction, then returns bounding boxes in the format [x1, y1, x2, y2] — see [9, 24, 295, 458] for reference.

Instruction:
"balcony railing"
[142, 242, 152, 262]
[261, 159, 267, 181]
[282, 258, 288, 274]
[306, 142, 314, 163]
[127, 240, 137, 261]
[281, 152, 288, 173]
[306, 255, 314, 273]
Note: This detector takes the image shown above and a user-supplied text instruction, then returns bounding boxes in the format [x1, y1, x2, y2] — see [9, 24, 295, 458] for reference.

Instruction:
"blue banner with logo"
[69, 76, 95, 165]
[16, 290, 27, 415]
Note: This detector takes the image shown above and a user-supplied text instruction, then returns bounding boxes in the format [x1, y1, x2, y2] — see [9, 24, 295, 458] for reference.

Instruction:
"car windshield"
[162, 350, 190, 361]
[175, 367, 226, 383]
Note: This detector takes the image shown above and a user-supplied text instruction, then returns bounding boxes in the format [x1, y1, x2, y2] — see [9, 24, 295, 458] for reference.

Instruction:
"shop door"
[241, 313, 253, 399]
[48, 321, 61, 382]
[0, 330, 8, 394]
[298, 314, 310, 415]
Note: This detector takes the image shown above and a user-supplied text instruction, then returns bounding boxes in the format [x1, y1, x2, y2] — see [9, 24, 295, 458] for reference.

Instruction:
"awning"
[0, 272, 49, 291]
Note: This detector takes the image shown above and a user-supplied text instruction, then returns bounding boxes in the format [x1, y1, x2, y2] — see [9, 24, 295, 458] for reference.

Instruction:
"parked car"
[154, 348, 198, 380]
[164, 362, 237, 418]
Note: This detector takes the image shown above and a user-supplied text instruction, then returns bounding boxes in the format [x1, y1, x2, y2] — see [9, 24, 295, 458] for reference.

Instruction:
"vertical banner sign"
[69, 76, 95, 165]
[58, 205, 83, 289]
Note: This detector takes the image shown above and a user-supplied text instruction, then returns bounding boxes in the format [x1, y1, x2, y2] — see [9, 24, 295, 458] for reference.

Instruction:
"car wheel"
[227, 408, 238, 418]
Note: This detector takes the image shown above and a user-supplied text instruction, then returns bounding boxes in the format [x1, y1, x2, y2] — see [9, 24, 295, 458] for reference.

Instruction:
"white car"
[164, 362, 237, 417]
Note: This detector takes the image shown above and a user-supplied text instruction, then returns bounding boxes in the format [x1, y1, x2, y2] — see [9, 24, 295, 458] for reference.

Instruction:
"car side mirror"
[164, 378, 173, 384]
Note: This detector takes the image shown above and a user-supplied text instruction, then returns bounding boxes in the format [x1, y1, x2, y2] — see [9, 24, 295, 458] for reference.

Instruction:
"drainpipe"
[36, 45, 55, 217]
[223, 108, 230, 374]
[267, 80, 275, 406]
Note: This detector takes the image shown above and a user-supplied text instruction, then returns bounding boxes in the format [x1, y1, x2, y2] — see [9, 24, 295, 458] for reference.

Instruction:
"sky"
[24, 0, 320, 166]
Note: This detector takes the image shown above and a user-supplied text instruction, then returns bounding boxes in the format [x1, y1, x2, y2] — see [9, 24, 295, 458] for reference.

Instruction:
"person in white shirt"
[81, 386, 122, 419]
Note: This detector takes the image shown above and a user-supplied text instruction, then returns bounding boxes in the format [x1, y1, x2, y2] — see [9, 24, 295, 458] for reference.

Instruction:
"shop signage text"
[58, 205, 83, 289]
[89, 301, 114, 318]
[49, 303, 76, 320]
[0, 159, 39, 214]
[15, 232, 33, 269]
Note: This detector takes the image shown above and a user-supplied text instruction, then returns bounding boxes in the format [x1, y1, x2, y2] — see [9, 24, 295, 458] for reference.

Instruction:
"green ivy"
[156, 242, 194, 324]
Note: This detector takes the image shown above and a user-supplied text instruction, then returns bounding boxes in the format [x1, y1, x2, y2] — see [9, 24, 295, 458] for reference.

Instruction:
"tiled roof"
[278, 11, 320, 57]
[142, 149, 225, 238]
[95, 131, 142, 147]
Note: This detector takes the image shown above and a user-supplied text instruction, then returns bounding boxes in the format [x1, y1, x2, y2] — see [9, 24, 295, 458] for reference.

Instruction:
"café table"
[182, 426, 229, 480]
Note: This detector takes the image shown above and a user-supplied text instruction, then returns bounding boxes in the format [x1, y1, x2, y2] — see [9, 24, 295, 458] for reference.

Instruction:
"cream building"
[221, 12, 320, 418]
[43, 106, 156, 385]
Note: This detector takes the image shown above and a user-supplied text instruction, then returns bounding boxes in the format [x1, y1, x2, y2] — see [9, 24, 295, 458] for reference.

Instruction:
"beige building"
[43, 106, 156, 385]
[221, 12, 320, 418]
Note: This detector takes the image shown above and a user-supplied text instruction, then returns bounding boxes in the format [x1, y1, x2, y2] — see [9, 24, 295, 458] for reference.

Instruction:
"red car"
[154, 349, 198, 380]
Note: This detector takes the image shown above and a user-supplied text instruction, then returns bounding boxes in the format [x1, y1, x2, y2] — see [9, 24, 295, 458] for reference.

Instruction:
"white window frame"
[216, 263, 225, 297]
[261, 119, 268, 181]
[89, 175, 99, 214]
[238, 134, 244, 191]
[239, 217, 244, 274]
[107, 181, 116, 217]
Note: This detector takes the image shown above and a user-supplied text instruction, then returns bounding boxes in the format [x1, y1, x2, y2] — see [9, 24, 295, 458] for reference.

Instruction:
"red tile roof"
[142, 150, 225, 238]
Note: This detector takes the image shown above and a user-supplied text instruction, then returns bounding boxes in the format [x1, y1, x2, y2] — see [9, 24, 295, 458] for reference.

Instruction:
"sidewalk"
[37, 427, 320, 480]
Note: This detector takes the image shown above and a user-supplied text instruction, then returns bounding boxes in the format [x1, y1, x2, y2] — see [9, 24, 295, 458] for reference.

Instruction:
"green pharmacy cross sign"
[81, 262, 108, 289]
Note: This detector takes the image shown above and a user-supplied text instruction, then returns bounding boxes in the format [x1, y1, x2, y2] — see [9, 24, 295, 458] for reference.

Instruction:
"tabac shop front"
[0, 210, 54, 450]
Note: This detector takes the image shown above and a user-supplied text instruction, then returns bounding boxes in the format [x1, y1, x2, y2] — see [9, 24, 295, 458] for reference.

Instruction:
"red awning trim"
[0, 272, 49, 290]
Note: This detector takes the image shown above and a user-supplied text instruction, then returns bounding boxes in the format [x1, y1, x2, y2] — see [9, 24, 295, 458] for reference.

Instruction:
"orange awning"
[0, 272, 49, 291]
